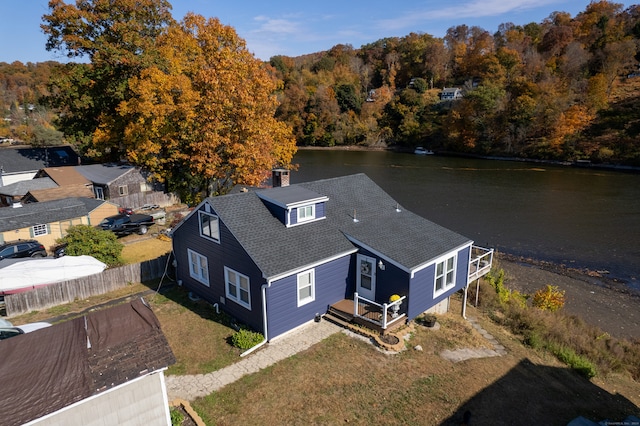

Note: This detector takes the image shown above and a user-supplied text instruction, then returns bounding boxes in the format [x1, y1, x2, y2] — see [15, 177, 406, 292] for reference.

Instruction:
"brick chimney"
[272, 168, 290, 187]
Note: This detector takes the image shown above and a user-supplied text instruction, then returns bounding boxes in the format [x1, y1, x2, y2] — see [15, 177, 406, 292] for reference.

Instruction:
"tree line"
[271, 1, 640, 165]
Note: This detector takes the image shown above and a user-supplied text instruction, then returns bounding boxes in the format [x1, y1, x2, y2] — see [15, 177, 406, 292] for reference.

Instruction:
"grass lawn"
[188, 298, 640, 426]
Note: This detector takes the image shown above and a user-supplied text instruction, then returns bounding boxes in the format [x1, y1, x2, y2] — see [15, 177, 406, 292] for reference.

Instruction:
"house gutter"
[462, 245, 473, 320]
[240, 283, 269, 357]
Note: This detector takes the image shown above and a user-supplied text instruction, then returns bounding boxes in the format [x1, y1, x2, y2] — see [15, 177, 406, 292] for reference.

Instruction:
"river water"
[292, 149, 640, 289]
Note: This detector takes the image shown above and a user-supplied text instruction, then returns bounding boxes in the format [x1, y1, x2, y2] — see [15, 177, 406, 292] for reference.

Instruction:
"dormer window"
[297, 204, 315, 222]
[257, 185, 328, 227]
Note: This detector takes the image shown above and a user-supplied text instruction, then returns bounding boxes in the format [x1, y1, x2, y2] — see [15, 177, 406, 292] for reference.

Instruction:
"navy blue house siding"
[266, 254, 351, 339]
[261, 199, 287, 225]
[173, 203, 265, 333]
[352, 246, 410, 306]
[407, 245, 471, 319]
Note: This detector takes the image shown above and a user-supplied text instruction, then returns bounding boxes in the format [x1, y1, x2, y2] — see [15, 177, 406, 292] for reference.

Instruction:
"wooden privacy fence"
[4, 254, 172, 317]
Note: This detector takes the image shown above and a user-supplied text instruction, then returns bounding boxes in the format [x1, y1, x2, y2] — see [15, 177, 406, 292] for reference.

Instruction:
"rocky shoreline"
[496, 253, 640, 340]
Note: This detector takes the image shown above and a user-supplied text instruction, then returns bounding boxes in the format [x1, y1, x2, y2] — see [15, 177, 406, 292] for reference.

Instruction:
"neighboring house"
[440, 87, 463, 100]
[75, 163, 176, 209]
[172, 173, 493, 341]
[0, 197, 118, 252]
[0, 177, 58, 207]
[35, 166, 92, 187]
[26, 166, 94, 203]
[23, 184, 95, 203]
[0, 298, 176, 426]
[0, 145, 80, 187]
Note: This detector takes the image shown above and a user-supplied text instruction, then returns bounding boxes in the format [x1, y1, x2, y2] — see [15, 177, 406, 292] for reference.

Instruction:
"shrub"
[56, 224, 123, 266]
[231, 328, 264, 350]
[170, 407, 184, 426]
[546, 342, 597, 379]
[532, 285, 565, 311]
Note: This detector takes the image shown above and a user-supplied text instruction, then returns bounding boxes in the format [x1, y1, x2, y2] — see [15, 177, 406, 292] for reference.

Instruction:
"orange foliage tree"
[95, 14, 296, 202]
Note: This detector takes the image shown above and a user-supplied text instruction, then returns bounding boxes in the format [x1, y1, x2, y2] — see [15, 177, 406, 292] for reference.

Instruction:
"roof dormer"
[257, 186, 328, 227]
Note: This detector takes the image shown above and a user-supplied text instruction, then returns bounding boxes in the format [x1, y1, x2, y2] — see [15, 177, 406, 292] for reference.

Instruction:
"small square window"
[118, 185, 128, 196]
[297, 204, 315, 222]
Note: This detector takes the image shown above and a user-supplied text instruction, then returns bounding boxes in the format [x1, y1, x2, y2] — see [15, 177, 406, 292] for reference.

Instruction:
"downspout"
[462, 244, 472, 320]
[240, 283, 268, 357]
[462, 284, 468, 319]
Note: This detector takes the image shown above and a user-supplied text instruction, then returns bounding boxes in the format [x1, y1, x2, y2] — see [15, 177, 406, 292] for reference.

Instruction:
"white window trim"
[433, 254, 457, 297]
[32, 224, 49, 236]
[296, 204, 315, 222]
[297, 269, 315, 307]
[188, 248, 209, 286]
[95, 187, 104, 200]
[225, 266, 251, 310]
[199, 211, 220, 243]
[118, 185, 128, 196]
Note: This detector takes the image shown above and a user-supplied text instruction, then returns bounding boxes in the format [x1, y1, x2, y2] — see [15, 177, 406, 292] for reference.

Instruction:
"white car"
[0, 319, 51, 341]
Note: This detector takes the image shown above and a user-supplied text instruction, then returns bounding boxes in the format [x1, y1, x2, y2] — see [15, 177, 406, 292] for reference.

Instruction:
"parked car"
[53, 243, 67, 258]
[0, 320, 51, 341]
[0, 240, 46, 261]
[99, 213, 155, 236]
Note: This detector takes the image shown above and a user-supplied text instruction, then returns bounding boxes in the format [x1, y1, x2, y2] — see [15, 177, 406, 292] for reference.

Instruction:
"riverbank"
[496, 253, 640, 340]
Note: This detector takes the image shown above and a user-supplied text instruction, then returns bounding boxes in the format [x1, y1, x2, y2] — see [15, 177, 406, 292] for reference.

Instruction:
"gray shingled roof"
[0, 177, 57, 197]
[0, 197, 106, 232]
[207, 173, 471, 279]
[74, 164, 134, 185]
[0, 146, 79, 174]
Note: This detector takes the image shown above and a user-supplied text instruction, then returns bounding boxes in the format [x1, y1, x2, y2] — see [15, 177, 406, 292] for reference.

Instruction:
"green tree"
[56, 225, 124, 267]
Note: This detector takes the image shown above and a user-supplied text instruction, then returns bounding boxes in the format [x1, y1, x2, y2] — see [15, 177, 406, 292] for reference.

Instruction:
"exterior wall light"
[378, 260, 385, 270]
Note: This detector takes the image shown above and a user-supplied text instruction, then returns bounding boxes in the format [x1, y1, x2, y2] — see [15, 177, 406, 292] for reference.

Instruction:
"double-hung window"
[199, 211, 220, 243]
[188, 249, 209, 286]
[225, 267, 251, 309]
[434, 255, 456, 295]
[297, 269, 315, 306]
[297, 204, 315, 222]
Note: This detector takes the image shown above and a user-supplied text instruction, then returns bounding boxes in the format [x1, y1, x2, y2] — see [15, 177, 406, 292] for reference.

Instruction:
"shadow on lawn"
[441, 358, 639, 425]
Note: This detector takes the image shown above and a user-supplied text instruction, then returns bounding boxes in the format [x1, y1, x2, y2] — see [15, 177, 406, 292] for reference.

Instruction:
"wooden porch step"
[323, 311, 353, 329]
[327, 305, 354, 323]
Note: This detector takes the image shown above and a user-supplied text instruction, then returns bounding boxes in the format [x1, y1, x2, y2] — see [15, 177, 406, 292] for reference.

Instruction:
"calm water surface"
[293, 150, 640, 288]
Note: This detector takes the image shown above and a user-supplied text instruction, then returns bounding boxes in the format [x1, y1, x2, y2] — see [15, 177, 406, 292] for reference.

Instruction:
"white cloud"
[376, 0, 563, 31]
[253, 16, 301, 35]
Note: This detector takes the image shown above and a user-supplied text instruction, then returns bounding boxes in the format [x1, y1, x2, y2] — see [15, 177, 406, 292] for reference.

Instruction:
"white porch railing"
[468, 245, 494, 283]
[353, 292, 407, 330]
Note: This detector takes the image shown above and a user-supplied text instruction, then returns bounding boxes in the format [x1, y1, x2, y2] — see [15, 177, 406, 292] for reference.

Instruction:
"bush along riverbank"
[469, 263, 640, 382]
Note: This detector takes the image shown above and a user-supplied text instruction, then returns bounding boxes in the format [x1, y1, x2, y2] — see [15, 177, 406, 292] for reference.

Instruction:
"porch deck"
[327, 299, 406, 335]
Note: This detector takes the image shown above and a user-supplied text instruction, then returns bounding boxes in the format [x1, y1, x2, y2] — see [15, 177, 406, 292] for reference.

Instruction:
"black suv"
[0, 240, 47, 260]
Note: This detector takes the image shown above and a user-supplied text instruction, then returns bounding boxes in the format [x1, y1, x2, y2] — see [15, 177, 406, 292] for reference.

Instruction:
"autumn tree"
[104, 14, 296, 201]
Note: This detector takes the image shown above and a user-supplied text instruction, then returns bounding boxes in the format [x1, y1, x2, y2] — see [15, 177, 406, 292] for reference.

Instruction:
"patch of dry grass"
[121, 236, 172, 264]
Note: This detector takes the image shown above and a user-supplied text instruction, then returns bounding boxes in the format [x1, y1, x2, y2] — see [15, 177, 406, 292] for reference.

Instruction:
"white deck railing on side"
[353, 292, 406, 329]
[468, 245, 494, 283]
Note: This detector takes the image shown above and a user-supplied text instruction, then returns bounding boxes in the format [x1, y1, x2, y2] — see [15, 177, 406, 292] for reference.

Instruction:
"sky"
[0, 1, 636, 63]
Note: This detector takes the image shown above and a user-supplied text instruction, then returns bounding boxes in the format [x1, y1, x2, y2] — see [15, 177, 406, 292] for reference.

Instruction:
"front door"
[356, 254, 376, 300]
